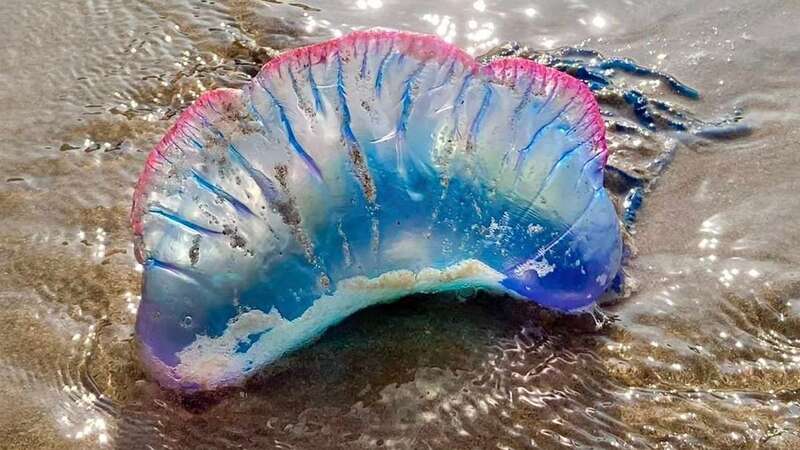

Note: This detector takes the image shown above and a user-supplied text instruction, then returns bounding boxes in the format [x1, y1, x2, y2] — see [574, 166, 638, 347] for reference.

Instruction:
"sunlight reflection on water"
[1, 0, 799, 448]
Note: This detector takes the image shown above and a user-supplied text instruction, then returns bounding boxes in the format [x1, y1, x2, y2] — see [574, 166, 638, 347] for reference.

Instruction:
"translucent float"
[131, 29, 622, 390]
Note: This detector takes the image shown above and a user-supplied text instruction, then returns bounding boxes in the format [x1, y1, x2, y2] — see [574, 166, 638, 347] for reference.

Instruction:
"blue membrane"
[132, 29, 621, 390]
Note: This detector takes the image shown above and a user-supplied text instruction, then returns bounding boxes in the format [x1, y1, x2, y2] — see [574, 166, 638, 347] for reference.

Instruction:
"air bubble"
[181, 315, 193, 328]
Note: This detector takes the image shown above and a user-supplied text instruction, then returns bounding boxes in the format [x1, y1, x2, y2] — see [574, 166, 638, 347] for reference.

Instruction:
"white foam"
[173, 259, 515, 389]
[513, 257, 555, 278]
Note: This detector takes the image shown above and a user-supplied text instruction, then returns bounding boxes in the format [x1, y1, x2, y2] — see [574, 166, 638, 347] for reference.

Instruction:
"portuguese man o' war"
[131, 29, 622, 390]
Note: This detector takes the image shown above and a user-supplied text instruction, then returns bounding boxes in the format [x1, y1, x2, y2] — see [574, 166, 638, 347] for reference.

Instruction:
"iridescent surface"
[132, 29, 621, 390]
[1, 0, 800, 448]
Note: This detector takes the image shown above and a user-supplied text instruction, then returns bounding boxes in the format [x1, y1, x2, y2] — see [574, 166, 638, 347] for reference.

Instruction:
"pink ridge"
[482, 57, 607, 163]
[131, 88, 240, 254]
[258, 29, 606, 160]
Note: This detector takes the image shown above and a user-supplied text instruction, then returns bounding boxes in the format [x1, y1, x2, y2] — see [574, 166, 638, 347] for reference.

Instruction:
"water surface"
[1, 0, 799, 448]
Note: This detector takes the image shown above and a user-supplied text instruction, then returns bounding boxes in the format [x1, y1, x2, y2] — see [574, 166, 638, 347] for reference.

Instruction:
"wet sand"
[1, 0, 799, 448]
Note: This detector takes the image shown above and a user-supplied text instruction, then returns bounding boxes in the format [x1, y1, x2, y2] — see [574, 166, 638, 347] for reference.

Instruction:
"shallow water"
[1, 0, 799, 448]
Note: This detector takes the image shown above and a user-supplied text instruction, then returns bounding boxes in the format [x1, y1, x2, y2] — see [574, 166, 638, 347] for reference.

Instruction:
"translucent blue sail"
[131, 29, 621, 390]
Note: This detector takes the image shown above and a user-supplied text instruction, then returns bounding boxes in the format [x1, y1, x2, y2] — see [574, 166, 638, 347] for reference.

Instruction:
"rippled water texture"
[1, 0, 799, 448]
